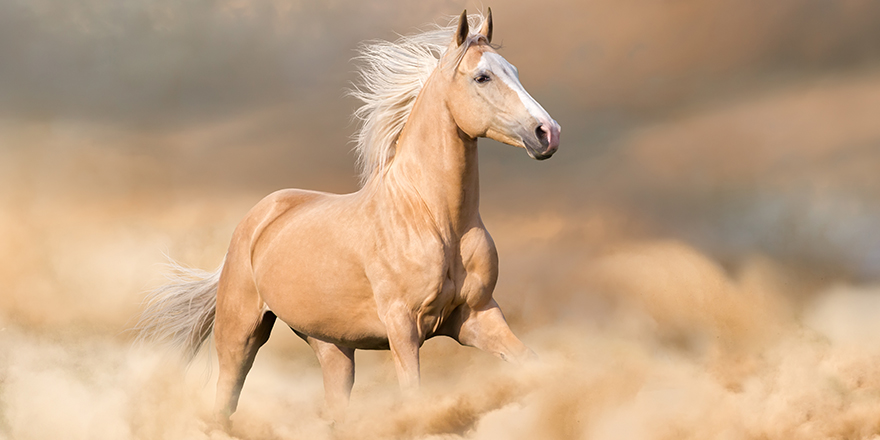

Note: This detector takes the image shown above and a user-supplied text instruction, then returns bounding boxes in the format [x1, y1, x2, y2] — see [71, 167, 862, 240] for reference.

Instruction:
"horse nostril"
[535, 125, 549, 147]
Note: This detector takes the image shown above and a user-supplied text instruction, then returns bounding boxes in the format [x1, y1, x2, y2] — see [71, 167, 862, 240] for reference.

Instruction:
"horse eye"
[474, 74, 491, 84]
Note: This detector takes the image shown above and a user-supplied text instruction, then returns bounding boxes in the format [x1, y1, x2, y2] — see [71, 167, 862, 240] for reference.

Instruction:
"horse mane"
[348, 13, 488, 185]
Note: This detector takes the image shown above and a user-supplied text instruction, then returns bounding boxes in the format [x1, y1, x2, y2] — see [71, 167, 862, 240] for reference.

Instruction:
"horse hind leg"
[298, 334, 355, 423]
[213, 295, 276, 427]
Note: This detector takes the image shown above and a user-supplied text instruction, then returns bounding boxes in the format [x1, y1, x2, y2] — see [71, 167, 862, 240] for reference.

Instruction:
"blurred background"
[2, 1, 880, 439]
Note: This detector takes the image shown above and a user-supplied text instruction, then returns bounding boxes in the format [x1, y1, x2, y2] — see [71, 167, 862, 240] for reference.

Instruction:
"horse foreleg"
[445, 299, 535, 364]
[383, 305, 421, 392]
[306, 337, 355, 422]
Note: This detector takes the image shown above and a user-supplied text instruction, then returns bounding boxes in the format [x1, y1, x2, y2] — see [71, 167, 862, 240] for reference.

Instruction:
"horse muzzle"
[525, 119, 560, 160]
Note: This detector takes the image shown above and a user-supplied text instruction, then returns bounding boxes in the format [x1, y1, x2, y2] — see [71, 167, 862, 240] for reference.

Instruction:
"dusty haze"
[2, 1, 880, 439]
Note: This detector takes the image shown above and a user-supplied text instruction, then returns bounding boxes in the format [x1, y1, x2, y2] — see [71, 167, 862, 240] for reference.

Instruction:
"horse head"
[442, 9, 561, 160]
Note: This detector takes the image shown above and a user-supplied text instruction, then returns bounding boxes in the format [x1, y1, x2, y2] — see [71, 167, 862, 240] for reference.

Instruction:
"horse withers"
[137, 9, 560, 426]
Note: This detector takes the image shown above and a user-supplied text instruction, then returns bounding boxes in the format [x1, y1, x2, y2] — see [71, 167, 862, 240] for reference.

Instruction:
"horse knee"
[452, 300, 533, 363]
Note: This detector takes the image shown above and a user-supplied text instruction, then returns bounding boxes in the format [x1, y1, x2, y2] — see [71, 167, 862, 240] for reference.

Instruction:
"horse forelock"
[348, 13, 489, 186]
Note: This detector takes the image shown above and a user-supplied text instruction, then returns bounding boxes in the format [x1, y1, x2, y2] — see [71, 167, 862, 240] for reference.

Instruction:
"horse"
[137, 9, 560, 426]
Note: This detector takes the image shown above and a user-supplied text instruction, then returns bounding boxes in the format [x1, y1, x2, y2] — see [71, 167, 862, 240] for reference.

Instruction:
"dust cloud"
[3, 0, 880, 439]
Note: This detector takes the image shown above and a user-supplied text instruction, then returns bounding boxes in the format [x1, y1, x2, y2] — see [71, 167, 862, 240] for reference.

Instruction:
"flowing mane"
[349, 13, 488, 185]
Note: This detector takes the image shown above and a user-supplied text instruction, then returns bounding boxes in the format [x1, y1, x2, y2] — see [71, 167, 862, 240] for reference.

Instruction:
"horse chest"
[405, 229, 498, 336]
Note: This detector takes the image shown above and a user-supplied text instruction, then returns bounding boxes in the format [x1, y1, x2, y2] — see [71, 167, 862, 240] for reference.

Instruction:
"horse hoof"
[209, 415, 232, 434]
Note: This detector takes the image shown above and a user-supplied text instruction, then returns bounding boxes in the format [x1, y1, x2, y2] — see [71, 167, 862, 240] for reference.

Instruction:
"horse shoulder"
[365, 225, 448, 308]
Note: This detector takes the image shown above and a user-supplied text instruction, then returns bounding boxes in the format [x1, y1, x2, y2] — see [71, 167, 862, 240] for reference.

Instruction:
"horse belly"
[257, 257, 390, 348]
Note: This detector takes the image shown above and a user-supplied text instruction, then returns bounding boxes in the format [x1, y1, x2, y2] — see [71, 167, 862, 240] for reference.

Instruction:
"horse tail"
[136, 257, 223, 363]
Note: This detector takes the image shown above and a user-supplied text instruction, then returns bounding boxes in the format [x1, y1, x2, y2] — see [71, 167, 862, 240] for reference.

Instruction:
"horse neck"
[381, 71, 480, 236]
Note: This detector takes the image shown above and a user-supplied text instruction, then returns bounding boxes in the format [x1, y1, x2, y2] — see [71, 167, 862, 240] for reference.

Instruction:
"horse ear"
[478, 8, 493, 43]
[455, 9, 468, 46]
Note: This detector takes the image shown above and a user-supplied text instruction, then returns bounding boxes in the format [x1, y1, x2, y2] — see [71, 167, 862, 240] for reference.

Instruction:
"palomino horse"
[138, 9, 560, 425]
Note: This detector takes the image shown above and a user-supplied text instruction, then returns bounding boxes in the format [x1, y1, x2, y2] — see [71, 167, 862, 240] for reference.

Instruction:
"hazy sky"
[3, 0, 879, 127]
[2, 0, 880, 276]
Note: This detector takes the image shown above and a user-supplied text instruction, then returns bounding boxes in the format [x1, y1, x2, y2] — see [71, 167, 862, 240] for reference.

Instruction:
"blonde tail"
[136, 258, 222, 363]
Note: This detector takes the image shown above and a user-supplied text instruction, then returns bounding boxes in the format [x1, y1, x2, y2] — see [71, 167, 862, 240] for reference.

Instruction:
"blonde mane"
[348, 13, 488, 185]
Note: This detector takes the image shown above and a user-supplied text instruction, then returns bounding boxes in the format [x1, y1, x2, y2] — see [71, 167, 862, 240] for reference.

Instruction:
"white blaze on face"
[477, 52, 551, 122]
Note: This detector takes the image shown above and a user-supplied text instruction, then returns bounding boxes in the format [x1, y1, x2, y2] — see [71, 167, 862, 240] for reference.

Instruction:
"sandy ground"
[3, 69, 880, 438]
